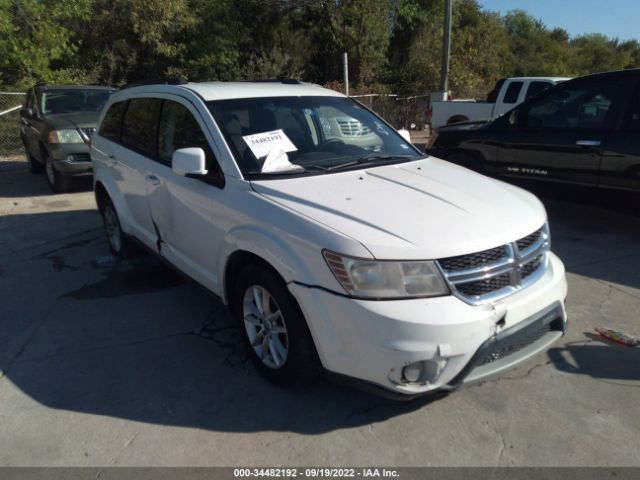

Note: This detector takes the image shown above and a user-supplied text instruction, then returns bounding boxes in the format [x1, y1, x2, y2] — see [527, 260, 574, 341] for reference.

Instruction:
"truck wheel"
[234, 264, 322, 385]
[44, 153, 72, 193]
[447, 115, 469, 125]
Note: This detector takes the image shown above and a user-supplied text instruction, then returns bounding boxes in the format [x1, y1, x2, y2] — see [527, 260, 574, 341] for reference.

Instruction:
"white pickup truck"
[428, 77, 570, 129]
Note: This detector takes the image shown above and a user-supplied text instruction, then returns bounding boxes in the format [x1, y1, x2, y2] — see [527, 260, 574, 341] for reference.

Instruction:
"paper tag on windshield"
[242, 129, 298, 159]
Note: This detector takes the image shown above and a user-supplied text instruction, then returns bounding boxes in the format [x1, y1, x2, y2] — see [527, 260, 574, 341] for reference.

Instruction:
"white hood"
[251, 157, 547, 260]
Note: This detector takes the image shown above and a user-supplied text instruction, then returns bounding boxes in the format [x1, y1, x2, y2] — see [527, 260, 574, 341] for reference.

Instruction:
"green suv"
[20, 84, 115, 192]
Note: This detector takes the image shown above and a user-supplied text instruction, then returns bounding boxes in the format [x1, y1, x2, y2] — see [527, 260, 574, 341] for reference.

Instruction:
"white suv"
[91, 79, 568, 399]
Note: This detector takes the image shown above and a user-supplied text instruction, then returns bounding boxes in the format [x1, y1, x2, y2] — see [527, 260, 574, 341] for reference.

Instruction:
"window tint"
[99, 101, 128, 142]
[158, 101, 219, 173]
[120, 98, 161, 156]
[525, 81, 553, 100]
[524, 77, 621, 130]
[622, 84, 640, 131]
[503, 81, 523, 104]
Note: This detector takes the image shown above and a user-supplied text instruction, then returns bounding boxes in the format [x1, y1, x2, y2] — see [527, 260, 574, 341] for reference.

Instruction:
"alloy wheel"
[103, 205, 122, 253]
[242, 285, 289, 369]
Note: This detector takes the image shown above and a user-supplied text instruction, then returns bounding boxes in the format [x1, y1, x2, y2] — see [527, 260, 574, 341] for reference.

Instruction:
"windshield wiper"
[324, 154, 418, 173]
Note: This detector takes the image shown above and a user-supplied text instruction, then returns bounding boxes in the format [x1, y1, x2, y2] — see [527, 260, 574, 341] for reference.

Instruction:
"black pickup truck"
[429, 69, 640, 193]
[20, 84, 115, 193]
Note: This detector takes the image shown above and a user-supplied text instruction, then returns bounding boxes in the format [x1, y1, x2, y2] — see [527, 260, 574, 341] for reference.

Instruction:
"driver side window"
[158, 101, 220, 174]
[524, 78, 620, 130]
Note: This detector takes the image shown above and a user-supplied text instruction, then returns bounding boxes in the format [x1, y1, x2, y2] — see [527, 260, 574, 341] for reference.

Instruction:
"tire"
[447, 115, 469, 125]
[23, 141, 44, 174]
[233, 264, 322, 385]
[99, 194, 134, 258]
[44, 152, 72, 193]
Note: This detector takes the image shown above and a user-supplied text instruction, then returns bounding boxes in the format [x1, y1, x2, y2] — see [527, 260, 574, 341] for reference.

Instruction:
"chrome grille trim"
[437, 224, 550, 305]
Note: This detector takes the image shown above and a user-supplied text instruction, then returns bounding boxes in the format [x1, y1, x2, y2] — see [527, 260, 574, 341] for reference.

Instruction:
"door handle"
[145, 174, 161, 186]
[576, 139, 601, 147]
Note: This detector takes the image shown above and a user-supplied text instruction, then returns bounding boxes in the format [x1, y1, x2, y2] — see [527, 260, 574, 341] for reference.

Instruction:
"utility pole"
[440, 0, 452, 95]
[343, 52, 349, 96]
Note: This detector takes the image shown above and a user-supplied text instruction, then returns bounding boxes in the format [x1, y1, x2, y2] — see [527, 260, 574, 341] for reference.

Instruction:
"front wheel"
[99, 195, 135, 258]
[44, 153, 72, 193]
[234, 265, 321, 385]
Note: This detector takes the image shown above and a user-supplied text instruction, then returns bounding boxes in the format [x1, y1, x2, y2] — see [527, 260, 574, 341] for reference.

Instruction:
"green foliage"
[1, 0, 639, 96]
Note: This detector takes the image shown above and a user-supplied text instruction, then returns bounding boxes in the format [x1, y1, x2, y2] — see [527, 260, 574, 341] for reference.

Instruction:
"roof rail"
[120, 77, 188, 90]
[243, 78, 301, 85]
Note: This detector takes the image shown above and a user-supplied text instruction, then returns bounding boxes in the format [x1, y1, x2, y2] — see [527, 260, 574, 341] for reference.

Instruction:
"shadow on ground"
[1, 167, 639, 434]
[548, 333, 640, 382]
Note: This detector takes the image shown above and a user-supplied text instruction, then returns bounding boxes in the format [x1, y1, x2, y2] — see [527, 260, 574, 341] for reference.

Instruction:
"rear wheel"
[44, 153, 72, 193]
[234, 265, 322, 385]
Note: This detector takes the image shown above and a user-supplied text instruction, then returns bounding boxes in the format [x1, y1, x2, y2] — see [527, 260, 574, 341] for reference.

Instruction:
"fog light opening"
[402, 363, 423, 383]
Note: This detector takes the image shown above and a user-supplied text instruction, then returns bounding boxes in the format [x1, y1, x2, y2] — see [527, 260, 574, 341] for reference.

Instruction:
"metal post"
[440, 0, 452, 94]
[343, 52, 349, 97]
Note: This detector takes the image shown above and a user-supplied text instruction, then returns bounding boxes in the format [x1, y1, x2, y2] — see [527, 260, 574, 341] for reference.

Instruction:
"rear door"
[494, 74, 625, 186]
[598, 76, 640, 191]
[114, 97, 162, 246]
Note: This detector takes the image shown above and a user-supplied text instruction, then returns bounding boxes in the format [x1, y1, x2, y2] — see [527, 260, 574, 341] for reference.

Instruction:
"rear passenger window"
[158, 101, 219, 174]
[622, 86, 640, 131]
[503, 81, 523, 104]
[120, 98, 161, 157]
[99, 101, 128, 142]
[525, 81, 553, 100]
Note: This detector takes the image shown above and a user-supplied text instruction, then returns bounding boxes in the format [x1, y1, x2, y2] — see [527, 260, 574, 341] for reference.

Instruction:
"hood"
[45, 112, 100, 130]
[436, 119, 490, 133]
[251, 157, 547, 260]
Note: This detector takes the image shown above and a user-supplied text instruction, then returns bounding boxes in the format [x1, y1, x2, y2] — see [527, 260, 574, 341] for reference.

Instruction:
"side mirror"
[397, 128, 412, 143]
[20, 107, 34, 118]
[508, 109, 519, 126]
[172, 147, 207, 177]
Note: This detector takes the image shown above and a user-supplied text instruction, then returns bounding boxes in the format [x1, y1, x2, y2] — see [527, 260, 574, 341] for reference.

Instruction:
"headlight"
[48, 129, 84, 144]
[323, 250, 449, 299]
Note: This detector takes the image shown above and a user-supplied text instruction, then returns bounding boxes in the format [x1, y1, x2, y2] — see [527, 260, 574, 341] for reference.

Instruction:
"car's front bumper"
[49, 144, 92, 176]
[289, 252, 568, 398]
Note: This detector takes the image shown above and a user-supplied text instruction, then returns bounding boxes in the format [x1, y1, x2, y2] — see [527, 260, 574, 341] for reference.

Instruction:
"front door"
[495, 74, 625, 186]
[145, 98, 227, 292]
[599, 79, 640, 191]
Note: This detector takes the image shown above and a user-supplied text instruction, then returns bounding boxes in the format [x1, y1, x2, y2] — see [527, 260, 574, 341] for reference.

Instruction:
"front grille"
[68, 153, 91, 162]
[439, 246, 507, 272]
[456, 273, 511, 298]
[80, 127, 96, 139]
[336, 119, 372, 136]
[475, 318, 555, 367]
[516, 227, 543, 252]
[521, 254, 544, 279]
[437, 224, 550, 304]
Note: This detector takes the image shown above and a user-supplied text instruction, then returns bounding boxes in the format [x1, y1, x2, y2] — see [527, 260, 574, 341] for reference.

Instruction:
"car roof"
[35, 84, 115, 92]
[508, 77, 572, 82]
[115, 81, 345, 102]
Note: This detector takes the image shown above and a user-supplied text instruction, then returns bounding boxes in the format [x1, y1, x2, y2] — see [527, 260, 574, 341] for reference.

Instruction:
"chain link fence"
[0, 91, 429, 162]
[0, 92, 26, 162]
[351, 94, 430, 131]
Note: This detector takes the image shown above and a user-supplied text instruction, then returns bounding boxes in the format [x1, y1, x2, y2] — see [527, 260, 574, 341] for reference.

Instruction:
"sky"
[478, 0, 640, 42]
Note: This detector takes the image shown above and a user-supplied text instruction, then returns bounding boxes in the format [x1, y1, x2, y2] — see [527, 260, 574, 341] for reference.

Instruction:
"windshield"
[207, 96, 422, 177]
[41, 89, 114, 115]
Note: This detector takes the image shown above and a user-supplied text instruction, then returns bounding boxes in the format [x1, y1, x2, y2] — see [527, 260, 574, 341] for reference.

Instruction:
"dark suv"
[429, 69, 640, 193]
[20, 84, 115, 192]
